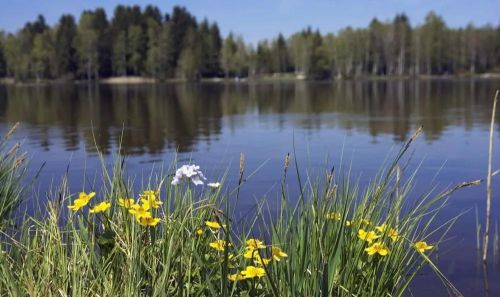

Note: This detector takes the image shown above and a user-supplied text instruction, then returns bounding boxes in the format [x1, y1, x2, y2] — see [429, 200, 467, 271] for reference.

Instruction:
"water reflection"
[0, 79, 498, 154]
[0, 79, 499, 296]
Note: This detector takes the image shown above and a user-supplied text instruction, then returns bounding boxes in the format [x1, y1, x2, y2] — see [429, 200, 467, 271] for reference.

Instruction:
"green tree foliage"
[92, 9, 111, 78]
[179, 27, 202, 80]
[31, 32, 52, 80]
[221, 33, 248, 77]
[199, 20, 222, 77]
[271, 34, 290, 73]
[169, 6, 197, 72]
[0, 33, 7, 78]
[419, 12, 449, 74]
[1, 7, 499, 81]
[158, 22, 176, 78]
[145, 19, 161, 78]
[75, 11, 99, 80]
[112, 31, 127, 76]
[255, 41, 272, 75]
[127, 25, 145, 75]
[54, 15, 77, 79]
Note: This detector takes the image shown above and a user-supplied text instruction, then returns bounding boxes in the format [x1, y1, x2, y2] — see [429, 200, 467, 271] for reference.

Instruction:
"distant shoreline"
[1, 73, 500, 86]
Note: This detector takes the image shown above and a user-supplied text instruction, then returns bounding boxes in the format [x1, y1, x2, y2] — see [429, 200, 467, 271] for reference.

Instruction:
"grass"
[0, 128, 466, 297]
[0, 122, 27, 229]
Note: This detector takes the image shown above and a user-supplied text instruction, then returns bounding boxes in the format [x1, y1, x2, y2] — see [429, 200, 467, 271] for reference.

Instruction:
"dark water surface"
[0, 79, 499, 296]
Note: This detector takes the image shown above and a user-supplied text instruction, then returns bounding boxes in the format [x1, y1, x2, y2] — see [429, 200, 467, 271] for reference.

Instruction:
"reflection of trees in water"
[0, 80, 497, 154]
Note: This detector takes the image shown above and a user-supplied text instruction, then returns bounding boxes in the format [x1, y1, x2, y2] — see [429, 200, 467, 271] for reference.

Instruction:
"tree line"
[0, 5, 498, 81]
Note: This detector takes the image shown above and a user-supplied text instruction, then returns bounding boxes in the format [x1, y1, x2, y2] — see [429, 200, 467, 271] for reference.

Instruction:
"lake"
[0, 79, 499, 296]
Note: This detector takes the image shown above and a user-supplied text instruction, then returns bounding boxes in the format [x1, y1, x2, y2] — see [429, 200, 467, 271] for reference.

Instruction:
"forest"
[0, 5, 499, 81]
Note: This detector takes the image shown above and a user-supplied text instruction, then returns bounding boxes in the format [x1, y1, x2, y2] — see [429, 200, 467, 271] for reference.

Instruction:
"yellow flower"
[227, 253, 236, 268]
[375, 224, 387, 233]
[68, 192, 96, 211]
[244, 249, 257, 259]
[139, 190, 158, 202]
[68, 198, 90, 211]
[128, 203, 151, 218]
[205, 220, 224, 229]
[228, 273, 245, 281]
[415, 241, 433, 253]
[345, 220, 352, 226]
[360, 219, 371, 225]
[118, 198, 136, 209]
[209, 240, 229, 251]
[271, 246, 288, 261]
[358, 229, 380, 243]
[365, 242, 390, 256]
[139, 190, 162, 208]
[388, 228, 399, 241]
[325, 212, 341, 220]
[140, 197, 162, 209]
[137, 216, 161, 227]
[245, 239, 266, 250]
[241, 266, 266, 279]
[89, 201, 111, 214]
[79, 191, 96, 201]
[196, 228, 203, 236]
[254, 255, 272, 266]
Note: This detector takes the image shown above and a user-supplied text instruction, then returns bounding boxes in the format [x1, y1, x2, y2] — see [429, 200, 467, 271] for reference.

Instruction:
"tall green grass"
[0, 122, 27, 229]
[0, 129, 465, 297]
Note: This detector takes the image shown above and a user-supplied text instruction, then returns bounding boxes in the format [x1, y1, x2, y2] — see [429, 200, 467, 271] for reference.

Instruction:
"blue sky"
[1, 0, 498, 43]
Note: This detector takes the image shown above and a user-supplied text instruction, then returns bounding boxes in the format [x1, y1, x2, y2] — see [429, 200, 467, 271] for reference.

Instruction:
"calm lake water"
[0, 79, 499, 296]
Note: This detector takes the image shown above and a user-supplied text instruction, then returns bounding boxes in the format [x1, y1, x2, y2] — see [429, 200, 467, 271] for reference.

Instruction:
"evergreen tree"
[393, 14, 412, 75]
[75, 11, 99, 80]
[158, 22, 176, 78]
[127, 25, 145, 75]
[170, 6, 197, 71]
[208, 23, 222, 76]
[0, 33, 6, 77]
[1, 7, 499, 81]
[221, 33, 237, 77]
[420, 12, 449, 74]
[92, 9, 111, 78]
[256, 41, 272, 74]
[179, 27, 201, 80]
[113, 31, 127, 76]
[31, 32, 52, 80]
[54, 15, 77, 78]
[271, 34, 290, 73]
[145, 19, 161, 78]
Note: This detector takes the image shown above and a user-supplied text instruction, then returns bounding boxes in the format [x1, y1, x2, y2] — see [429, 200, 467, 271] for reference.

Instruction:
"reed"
[0, 122, 27, 229]
[483, 90, 499, 262]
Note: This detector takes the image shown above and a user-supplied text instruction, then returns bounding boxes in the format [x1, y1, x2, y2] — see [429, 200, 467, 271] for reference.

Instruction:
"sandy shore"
[99, 76, 157, 84]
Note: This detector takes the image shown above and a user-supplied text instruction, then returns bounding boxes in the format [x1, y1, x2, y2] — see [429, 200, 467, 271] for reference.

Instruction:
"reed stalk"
[483, 90, 499, 262]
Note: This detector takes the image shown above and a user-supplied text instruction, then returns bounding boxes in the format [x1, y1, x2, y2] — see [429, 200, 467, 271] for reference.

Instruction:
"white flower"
[171, 164, 207, 186]
[207, 182, 220, 189]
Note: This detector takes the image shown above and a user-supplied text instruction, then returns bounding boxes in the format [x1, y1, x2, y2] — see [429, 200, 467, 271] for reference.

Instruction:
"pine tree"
[54, 15, 77, 78]
[75, 11, 99, 80]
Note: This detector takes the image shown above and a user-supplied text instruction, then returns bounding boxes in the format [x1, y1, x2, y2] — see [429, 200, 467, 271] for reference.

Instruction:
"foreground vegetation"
[0, 5, 499, 82]
[0, 128, 464, 296]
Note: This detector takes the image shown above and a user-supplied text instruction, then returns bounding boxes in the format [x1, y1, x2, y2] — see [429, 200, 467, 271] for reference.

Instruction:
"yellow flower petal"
[118, 198, 135, 209]
[358, 229, 380, 243]
[137, 216, 160, 227]
[415, 241, 433, 253]
[245, 239, 265, 249]
[365, 242, 390, 256]
[89, 201, 111, 214]
[240, 266, 266, 278]
[205, 221, 224, 229]
[209, 240, 229, 251]
[228, 273, 245, 281]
